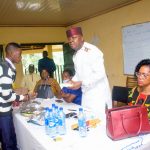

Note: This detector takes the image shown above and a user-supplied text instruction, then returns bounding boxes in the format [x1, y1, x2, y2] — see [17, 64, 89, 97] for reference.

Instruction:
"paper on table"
[61, 83, 73, 88]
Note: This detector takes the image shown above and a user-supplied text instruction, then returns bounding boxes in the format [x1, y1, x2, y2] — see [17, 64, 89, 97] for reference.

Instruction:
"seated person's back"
[61, 69, 82, 105]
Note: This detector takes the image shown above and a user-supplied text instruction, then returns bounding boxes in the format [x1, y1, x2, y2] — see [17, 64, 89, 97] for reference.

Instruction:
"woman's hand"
[68, 80, 82, 90]
[48, 78, 55, 87]
[61, 90, 68, 98]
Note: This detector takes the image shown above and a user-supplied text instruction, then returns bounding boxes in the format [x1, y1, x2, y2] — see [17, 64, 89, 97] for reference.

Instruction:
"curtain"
[63, 43, 75, 74]
[0, 45, 4, 59]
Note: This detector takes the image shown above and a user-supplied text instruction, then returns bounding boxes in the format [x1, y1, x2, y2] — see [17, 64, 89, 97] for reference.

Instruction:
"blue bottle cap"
[79, 108, 83, 111]
[52, 103, 55, 107]
[59, 107, 63, 111]
[55, 106, 58, 109]
[45, 107, 49, 111]
[48, 108, 52, 112]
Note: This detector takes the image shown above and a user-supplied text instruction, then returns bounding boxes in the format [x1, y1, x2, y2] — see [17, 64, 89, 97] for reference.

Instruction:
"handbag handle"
[121, 111, 142, 135]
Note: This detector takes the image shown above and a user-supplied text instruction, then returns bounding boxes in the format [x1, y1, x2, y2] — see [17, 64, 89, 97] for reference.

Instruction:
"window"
[21, 44, 64, 83]
[22, 52, 42, 75]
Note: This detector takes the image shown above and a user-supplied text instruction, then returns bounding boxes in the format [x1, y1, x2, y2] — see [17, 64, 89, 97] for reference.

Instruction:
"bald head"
[5, 42, 22, 64]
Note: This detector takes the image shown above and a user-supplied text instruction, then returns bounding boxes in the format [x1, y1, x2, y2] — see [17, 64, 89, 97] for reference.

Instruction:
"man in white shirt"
[66, 27, 112, 115]
[21, 64, 40, 93]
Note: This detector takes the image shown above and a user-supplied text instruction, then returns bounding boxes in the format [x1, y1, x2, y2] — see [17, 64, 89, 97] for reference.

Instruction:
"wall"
[0, 27, 66, 44]
[70, 0, 150, 88]
[2, 0, 150, 89]
[0, 27, 66, 88]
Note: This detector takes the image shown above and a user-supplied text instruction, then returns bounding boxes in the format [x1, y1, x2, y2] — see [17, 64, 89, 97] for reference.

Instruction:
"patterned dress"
[128, 87, 150, 118]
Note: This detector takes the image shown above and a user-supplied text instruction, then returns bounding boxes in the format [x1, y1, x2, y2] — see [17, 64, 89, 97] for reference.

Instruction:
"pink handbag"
[106, 105, 150, 140]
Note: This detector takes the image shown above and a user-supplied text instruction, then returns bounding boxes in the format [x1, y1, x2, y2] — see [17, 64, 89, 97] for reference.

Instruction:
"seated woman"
[128, 59, 150, 118]
[34, 69, 61, 99]
[61, 69, 82, 105]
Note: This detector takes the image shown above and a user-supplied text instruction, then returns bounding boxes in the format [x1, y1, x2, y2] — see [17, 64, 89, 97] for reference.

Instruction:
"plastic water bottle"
[78, 108, 87, 137]
[54, 105, 59, 134]
[52, 103, 55, 115]
[48, 108, 56, 138]
[44, 107, 49, 135]
[58, 107, 66, 135]
[52, 103, 56, 125]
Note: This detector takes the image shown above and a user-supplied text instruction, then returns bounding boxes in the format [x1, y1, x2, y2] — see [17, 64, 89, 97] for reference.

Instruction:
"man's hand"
[23, 94, 29, 101]
[22, 92, 37, 102]
[29, 92, 37, 100]
[14, 87, 28, 95]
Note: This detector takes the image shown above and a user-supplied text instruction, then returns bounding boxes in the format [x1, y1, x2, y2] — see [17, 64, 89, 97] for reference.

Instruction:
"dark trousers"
[0, 114, 18, 150]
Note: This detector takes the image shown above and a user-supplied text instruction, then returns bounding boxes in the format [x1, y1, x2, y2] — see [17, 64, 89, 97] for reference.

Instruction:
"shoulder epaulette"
[84, 47, 91, 52]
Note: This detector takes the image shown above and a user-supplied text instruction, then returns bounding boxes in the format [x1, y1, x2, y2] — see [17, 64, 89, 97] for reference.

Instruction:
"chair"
[112, 86, 130, 107]
[126, 75, 137, 88]
[54, 65, 64, 84]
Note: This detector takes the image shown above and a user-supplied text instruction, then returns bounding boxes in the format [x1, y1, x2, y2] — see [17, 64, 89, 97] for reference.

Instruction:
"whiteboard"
[122, 22, 150, 75]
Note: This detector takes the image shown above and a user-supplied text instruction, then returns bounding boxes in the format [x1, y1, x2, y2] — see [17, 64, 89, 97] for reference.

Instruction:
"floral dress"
[128, 87, 150, 118]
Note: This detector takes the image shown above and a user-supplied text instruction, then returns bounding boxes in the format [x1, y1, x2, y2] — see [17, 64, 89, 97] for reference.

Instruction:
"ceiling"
[0, 0, 140, 27]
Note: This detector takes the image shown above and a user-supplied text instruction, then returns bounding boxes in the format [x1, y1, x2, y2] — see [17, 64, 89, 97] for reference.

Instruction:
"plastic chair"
[112, 86, 130, 107]
[126, 76, 137, 88]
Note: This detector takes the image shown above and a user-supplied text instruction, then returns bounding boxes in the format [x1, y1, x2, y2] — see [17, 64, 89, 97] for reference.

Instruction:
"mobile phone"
[65, 112, 77, 118]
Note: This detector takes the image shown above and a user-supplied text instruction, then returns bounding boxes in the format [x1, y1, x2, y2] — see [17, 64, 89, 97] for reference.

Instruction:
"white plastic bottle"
[54, 105, 59, 134]
[48, 108, 56, 138]
[44, 107, 49, 135]
[58, 107, 66, 135]
[52, 103, 55, 115]
[78, 108, 87, 137]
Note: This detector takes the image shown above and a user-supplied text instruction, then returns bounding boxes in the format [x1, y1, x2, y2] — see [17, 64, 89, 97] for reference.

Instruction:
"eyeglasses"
[135, 72, 150, 79]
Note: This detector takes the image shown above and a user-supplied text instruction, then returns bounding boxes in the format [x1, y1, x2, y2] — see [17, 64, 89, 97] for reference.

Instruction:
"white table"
[13, 99, 150, 150]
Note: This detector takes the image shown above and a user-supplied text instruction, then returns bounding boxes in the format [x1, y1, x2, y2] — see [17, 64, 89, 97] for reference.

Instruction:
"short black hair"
[134, 59, 150, 76]
[40, 68, 50, 77]
[5, 42, 21, 53]
[43, 51, 48, 57]
[63, 69, 74, 76]
[29, 64, 34, 69]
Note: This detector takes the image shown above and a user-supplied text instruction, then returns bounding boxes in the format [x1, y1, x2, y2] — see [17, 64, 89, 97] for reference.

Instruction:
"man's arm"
[0, 64, 24, 102]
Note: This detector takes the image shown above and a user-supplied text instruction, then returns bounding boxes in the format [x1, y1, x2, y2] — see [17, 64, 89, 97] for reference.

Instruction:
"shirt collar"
[80, 42, 88, 50]
[5, 58, 16, 70]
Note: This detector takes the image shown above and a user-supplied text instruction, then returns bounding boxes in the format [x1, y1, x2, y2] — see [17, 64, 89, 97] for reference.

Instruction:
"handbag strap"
[121, 111, 142, 135]
[135, 93, 147, 106]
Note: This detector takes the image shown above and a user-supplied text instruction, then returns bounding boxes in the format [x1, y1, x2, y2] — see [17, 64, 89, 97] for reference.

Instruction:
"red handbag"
[106, 105, 150, 140]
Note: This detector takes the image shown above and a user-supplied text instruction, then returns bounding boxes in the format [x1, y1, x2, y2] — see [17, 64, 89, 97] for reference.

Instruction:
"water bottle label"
[55, 118, 59, 124]
[59, 119, 63, 126]
[78, 119, 85, 127]
[45, 119, 49, 126]
[49, 122, 55, 127]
